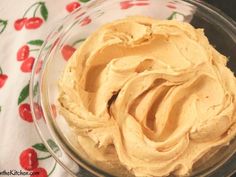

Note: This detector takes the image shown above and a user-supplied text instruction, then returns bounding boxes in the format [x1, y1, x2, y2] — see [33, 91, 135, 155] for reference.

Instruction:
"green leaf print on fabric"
[40, 3, 48, 21]
[18, 83, 29, 105]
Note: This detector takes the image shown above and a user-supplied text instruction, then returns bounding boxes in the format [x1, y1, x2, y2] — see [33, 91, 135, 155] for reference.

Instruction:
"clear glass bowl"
[29, 0, 236, 176]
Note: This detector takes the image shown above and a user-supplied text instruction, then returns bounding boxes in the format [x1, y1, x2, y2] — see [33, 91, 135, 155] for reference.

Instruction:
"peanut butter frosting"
[58, 16, 236, 177]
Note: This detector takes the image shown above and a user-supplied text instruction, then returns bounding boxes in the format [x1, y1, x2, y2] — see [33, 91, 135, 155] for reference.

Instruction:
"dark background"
[190, 0, 236, 76]
[202, 1, 235, 177]
[205, 0, 236, 20]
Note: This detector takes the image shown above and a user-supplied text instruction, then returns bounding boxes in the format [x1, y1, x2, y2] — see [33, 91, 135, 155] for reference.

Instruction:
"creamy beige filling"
[58, 16, 236, 177]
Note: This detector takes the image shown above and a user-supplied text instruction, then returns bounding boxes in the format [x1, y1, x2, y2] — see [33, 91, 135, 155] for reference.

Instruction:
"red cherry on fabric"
[34, 103, 43, 120]
[25, 17, 43, 29]
[19, 103, 33, 122]
[20, 57, 35, 73]
[166, 4, 177, 9]
[120, 1, 133, 9]
[135, 2, 149, 6]
[66, 2, 81, 12]
[80, 16, 92, 26]
[17, 45, 30, 61]
[61, 45, 76, 61]
[14, 18, 27, 31]
[30, 168, 47, 177]
[35, 60, 43, 74]
[0, 74, 8, 88]
[51, 104, 57, 118]
[19, 148, 38, 170]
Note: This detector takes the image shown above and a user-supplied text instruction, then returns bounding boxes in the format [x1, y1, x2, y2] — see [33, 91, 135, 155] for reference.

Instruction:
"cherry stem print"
[37, 154, 52, 160]
[30, 48, 40, 52]
[33, 4, 42, 17]
[48, 161, 57, 177]
[22, 2, 43, 18]
[0, 19, 7, 34]
[0, 67, 2, 75]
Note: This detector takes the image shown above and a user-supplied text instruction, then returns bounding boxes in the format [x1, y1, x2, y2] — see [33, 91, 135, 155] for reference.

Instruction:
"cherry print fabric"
[0, 1, 90, 176]
[0, 0, 194, 176]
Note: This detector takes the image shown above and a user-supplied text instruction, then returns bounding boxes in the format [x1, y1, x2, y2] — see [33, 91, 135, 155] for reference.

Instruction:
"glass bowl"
[29, 0, 236, 176]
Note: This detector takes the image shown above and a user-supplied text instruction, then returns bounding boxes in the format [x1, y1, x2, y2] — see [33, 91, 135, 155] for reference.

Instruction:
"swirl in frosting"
[58, 16, 236, 177]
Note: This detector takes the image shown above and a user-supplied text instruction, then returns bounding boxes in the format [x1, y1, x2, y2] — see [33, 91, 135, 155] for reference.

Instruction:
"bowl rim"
[29, 0, 236, 177]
